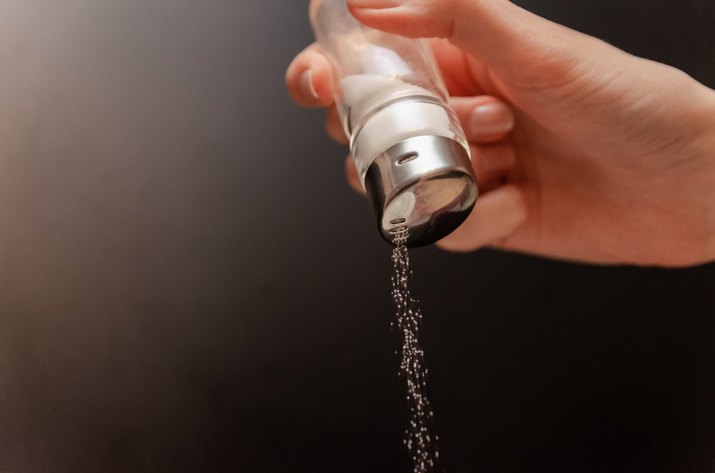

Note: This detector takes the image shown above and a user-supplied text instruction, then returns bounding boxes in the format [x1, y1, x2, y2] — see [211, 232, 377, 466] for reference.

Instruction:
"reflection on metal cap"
[364, 135, 478, 247]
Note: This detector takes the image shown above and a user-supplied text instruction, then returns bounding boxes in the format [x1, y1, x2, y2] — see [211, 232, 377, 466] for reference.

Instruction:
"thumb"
[347, 0, 600, 88]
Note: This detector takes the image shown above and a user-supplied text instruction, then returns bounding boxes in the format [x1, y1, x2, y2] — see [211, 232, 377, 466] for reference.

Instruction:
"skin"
[286, 0, 715, 267]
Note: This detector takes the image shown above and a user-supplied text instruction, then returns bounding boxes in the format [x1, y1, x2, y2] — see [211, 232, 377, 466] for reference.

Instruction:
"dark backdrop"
[0, 1, 713, 472]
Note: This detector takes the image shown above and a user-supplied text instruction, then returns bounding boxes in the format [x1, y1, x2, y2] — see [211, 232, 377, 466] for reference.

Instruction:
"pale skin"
[286, 0, 715, 267]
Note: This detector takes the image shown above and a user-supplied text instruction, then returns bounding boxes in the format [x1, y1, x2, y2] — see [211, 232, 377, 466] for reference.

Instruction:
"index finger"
[429, 38, 496, 98]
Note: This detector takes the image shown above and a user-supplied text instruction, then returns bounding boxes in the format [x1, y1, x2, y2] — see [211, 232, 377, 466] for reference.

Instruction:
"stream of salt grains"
[391, 228, 439, 473]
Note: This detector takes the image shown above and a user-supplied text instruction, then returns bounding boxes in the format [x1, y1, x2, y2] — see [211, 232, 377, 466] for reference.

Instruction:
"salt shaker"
[310, 0, 478, 247]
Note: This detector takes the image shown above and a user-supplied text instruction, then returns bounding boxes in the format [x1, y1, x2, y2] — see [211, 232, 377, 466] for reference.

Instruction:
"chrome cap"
[363, 135, 478, 248]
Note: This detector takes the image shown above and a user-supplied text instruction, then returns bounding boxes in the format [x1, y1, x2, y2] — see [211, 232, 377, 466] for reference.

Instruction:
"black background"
[0, 1, 714, 472]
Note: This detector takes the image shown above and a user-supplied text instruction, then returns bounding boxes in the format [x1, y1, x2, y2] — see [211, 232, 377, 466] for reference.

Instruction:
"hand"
[287, 0, 715, 267]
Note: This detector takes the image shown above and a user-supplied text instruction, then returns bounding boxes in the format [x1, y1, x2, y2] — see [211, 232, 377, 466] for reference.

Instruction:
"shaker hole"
[390, 218, 407, 225]
[397, 152, 418, 165]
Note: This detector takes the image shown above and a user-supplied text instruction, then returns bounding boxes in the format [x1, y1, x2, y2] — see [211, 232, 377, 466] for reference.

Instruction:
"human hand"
[287, 0, 715, 267]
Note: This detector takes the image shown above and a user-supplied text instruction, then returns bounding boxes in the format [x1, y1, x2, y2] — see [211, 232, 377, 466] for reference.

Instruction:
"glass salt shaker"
[310, 0, 478, 247]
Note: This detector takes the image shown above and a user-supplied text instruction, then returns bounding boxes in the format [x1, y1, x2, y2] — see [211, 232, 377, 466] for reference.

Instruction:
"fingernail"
[347, 0, 401, 8]
[470, 102, 514, 137]
[299, 69, 319, 102]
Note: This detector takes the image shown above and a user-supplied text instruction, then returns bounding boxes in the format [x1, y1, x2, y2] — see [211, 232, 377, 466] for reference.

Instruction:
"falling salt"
[391, 228, 439, 473]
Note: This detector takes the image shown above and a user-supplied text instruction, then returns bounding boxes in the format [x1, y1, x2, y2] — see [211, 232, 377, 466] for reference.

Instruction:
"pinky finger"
[345, 155, 365, 194]
[435, 184, 527, 252]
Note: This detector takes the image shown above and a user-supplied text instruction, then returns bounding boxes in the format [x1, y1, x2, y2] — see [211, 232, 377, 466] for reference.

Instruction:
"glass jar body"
[309, 0, 470, 184]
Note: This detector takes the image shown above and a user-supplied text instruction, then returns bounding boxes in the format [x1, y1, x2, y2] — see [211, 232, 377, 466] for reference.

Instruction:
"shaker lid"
[364, 135, 478, 247]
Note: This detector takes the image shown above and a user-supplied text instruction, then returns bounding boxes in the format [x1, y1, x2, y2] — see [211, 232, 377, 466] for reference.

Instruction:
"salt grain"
[391, 228, 439, 473]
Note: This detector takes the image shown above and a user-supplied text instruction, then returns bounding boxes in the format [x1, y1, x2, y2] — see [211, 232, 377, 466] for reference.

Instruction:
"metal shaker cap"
[363, 135, 478, 248]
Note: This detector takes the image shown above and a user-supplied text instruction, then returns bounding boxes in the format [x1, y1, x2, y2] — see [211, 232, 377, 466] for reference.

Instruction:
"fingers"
[287, 38, 522, 203]
[436, 184, 527, 252]
[345, 156, 365, 194]
[450, 96, 514, 143]
[286, 44, 350, 144]
[285, 44, 336, 107]
[450, 95, 516, 188]
[428, 38, 488, 97]
[471, 142, 516, 191]
[346, 0, 595, 87]
[346, 0, 542, 55]
[329, 95, 517, 147]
